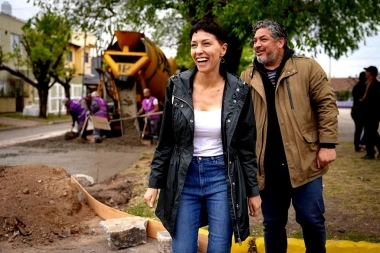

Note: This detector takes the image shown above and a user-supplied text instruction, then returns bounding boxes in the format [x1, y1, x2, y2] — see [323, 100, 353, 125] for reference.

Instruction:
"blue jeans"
[172, 155, 232, 253]
[261, 164, 326, 253]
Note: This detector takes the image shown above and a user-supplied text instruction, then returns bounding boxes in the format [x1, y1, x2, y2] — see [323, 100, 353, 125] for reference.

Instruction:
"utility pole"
[328, 56, 331, 79]
[81, 32, 87, 97]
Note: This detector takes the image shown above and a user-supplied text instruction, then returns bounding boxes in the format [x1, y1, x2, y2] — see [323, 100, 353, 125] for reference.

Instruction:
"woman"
[144, 19, 261, 253]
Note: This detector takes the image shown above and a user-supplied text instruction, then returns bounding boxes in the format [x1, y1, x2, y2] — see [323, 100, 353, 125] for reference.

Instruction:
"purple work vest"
[142, 96, 159, 120]
[69, 100, 86, 124]
[92, 97, 108, 118]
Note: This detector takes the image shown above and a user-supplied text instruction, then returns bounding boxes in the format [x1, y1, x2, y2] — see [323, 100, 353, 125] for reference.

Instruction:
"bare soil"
[0, 132, 157, 253]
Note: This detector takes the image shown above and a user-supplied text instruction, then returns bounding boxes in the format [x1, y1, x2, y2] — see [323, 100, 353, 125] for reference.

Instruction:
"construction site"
[1, 29, 380, 252]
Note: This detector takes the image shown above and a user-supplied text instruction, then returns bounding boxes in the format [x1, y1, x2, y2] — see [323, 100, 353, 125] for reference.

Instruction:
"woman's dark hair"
[190, 19, 229, 77]
[359, 71, 366, 83]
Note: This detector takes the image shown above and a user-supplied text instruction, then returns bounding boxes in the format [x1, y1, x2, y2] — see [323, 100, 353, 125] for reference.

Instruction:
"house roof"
[330, 78, 357, 91]
[0, 12, 26, 24]
[330, 75, 380, 91]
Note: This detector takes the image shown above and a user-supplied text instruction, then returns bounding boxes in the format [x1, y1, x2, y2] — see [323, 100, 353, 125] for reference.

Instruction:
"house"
[36, 31, 97, 114]
[330, 75, 380, 93]
[0, 2, 33, 113]
[0, 1, 97, 115]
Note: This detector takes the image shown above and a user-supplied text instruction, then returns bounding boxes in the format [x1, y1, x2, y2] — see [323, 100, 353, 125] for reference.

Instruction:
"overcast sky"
[7, 0, 380, 78]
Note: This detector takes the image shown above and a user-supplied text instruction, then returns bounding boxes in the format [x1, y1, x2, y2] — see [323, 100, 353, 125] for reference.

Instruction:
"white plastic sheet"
[22, 103, 39, 117]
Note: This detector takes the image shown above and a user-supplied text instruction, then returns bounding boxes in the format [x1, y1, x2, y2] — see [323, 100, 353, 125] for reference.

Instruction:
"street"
[0, 120, 93, 148]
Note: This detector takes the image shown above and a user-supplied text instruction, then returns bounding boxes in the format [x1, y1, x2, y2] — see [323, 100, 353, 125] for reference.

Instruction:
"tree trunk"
[225, 35, 244, 75]
[64, 85, 70, 100]
[38, 87, 49, 118]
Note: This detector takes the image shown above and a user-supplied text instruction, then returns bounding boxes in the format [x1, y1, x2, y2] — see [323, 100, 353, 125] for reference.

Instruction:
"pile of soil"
[0, 165, 96, 247]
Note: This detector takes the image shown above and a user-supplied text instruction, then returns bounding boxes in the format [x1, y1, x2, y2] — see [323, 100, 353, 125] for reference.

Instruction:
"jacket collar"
[171, 68, 195, 108]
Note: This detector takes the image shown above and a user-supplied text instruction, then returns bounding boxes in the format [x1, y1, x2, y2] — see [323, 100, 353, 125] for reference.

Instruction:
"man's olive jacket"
[241, 55, 339, 190]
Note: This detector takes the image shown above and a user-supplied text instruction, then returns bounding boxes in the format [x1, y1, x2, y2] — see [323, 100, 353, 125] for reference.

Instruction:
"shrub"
[336, 90, 351, 101]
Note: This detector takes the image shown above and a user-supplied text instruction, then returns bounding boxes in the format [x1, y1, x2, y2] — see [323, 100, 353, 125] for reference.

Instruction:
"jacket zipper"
[226, 136, 242, 244]
[173, 95, 194, 112]
[285, 79, 294, 110]
[258, 113, 266, 176]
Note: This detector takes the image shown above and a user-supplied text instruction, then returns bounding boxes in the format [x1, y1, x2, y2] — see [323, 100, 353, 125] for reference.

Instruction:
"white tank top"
[193, 109, 223, 156]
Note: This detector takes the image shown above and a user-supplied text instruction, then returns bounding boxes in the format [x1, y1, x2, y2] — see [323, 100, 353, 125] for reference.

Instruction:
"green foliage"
[237, 43, 254, 75]
[29, 0, 380, 71]
[22, 10, 72, 84]
[336, 90, 352, 101]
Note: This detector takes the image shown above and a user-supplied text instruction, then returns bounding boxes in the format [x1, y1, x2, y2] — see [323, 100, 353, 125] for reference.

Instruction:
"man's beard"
[257, 51, 277, 65]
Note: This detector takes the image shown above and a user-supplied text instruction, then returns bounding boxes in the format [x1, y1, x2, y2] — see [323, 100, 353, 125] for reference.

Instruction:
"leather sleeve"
[236, 84, 260, 197]
[148, 79, 175, 188]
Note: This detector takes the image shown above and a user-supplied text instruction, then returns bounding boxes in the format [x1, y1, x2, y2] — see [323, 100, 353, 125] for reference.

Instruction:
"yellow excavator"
[96, 31, 177, 137]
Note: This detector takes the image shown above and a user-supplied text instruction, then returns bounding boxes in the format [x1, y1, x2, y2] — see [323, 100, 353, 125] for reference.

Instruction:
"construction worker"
[90, 91, 108, 143]
[62, 97, 88, 140]
[137, 88, 160, 139]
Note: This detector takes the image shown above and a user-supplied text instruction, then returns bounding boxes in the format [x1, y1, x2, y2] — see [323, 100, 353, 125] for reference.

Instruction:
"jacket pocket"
[301, 122, 318, 143]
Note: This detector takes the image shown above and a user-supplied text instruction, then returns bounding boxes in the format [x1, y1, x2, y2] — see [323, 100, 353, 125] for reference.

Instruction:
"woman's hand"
[248, 195, 262, 217]
[144, 188, 159, 208]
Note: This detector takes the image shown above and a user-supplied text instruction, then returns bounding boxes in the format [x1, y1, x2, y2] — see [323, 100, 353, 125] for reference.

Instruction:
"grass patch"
[1, 112, 71, 122]
[122, 150, 159, 220]
[125, 200, 156, 218]
[335, 231, 380, 243]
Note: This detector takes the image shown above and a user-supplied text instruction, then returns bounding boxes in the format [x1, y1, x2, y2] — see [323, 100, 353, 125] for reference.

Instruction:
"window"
[10, 33, 21, 53]
[0, 79, 7, 97]
[84, 52, 89, 63]
[66, 51, 73, 62]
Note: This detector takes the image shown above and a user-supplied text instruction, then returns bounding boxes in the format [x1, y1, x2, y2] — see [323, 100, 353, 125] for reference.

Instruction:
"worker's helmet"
[91, 91, 99, 98]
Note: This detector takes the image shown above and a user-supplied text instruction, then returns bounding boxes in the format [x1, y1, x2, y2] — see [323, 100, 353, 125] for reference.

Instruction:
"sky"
[6, 0, 380, 78]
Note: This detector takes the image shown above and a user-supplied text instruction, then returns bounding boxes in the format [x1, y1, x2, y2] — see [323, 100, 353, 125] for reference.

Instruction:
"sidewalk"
[0, 117, 42, 129]
[0, 116, 71, 131]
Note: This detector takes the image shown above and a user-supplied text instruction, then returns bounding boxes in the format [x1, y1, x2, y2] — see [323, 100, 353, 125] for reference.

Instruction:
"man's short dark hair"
[252, 20, 287, 47]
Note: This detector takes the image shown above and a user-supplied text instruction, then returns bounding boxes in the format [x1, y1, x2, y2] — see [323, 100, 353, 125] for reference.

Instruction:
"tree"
[0, 11, 74, 117]
[29, 0, 380, 74]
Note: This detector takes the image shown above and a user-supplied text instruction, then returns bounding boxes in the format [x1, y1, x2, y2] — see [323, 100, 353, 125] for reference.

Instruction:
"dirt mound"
[64, 131, 78, 140]
[0, 165, 96, 247]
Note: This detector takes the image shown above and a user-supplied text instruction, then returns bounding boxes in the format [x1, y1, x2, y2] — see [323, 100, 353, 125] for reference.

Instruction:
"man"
[90, 91, 108, 143]
[360, 66, 380, 159]
[351, 72, 367, 151]
[62, 97, 88, 140]
[137, 88, 160, 139]
[240, 20, 338, 253]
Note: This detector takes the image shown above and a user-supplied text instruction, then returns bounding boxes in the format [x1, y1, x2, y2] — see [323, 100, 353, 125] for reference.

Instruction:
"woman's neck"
[195, 71, 224, 89]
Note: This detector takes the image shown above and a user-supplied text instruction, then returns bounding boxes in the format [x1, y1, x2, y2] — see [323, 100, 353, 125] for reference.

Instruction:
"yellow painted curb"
[231, 236, 380, 253]
[71, 177, 380, 253]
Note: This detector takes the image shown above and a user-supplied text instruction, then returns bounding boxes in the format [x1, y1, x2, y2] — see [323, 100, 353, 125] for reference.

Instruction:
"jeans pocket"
[213, 156, 226, 169]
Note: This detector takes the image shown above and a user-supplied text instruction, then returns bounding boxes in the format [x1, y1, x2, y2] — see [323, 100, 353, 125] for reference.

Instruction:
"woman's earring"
[220, 57, 225, 63]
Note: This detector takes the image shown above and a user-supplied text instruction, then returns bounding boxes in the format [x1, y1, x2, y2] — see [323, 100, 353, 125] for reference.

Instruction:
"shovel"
[79, 115, 90, 139]
[141, 117, 148, 138]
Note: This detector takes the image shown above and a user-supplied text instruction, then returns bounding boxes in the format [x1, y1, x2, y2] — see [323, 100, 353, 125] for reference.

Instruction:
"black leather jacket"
[149, 68, 259, 243]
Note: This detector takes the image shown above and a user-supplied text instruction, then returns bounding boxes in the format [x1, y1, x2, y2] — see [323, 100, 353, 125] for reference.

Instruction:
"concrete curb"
[230, 237, 380, 253]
